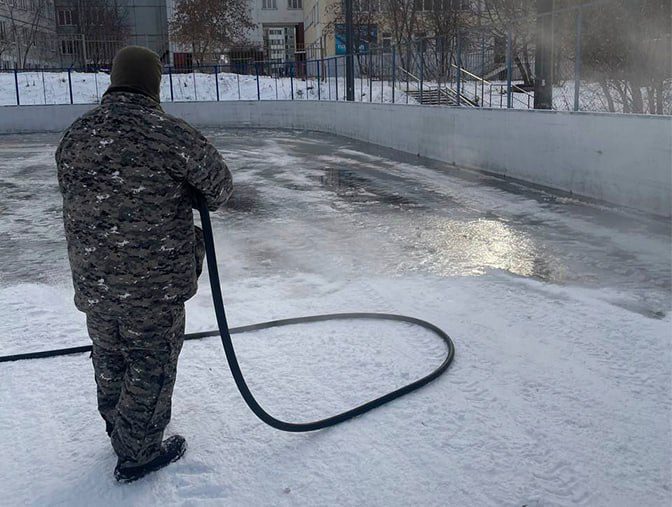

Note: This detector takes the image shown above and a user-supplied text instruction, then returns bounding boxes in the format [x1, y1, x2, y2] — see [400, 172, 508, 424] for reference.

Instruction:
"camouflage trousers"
[85, 305, 185, 467]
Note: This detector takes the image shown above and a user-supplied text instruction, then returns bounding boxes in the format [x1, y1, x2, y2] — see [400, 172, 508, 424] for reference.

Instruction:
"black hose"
[195, 196, 454, 431]
[0, 197, 455, 433]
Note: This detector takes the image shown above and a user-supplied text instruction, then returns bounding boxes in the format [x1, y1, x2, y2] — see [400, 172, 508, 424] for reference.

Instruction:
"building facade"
[166, 0, 305, 69]
[120, 0, 169, 61]
[250, 0, 304, 63]
[303, 0, 336, 60]
[52, 0, 168, 68]
[54, 0, 120, 68]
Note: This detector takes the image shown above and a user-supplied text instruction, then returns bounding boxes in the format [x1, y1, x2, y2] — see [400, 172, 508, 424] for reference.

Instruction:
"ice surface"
[0, 130, 670, 506]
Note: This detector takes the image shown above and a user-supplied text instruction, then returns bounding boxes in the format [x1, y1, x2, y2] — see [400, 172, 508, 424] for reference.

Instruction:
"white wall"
[1, 101, 670, 217]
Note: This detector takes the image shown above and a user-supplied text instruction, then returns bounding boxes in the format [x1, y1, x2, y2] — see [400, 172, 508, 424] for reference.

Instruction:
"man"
[56, 46, 233, 482]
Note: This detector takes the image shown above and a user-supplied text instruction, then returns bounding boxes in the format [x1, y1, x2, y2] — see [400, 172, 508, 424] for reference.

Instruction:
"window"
[262, 0, 277, 8]
[61, 40, 75, 55]
[288, 0, 302, 8]
[415, 0, 470, 11]
[58, 9, 73, 26]
[360, 0, 378, 12]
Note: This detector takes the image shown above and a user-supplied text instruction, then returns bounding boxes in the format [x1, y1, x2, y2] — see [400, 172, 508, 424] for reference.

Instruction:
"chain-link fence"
[1, 1, 669, 113]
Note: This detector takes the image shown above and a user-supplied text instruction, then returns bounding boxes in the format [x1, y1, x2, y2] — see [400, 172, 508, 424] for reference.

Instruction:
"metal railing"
[396, 65, 478, 107]
[446, 63, 534, 109]
[2, 0, 670, 116]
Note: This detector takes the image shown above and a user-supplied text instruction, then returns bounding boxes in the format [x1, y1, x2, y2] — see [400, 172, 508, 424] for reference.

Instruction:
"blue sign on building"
[335, 24, 378, 55]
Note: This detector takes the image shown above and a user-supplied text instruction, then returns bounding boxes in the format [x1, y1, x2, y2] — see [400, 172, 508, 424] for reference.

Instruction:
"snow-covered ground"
[0, 130, 670, 506]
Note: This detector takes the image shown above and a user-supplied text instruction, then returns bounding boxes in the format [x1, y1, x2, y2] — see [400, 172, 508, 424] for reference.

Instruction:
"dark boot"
[106, 421, 114, 437]
[114, 435, 187, 483]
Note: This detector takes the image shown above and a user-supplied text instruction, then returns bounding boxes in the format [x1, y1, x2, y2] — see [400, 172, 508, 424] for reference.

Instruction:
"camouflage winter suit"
[56, 91, 232, 466]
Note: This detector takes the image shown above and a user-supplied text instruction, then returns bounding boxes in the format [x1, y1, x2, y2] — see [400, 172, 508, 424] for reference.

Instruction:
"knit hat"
[107, 46, 162, 103]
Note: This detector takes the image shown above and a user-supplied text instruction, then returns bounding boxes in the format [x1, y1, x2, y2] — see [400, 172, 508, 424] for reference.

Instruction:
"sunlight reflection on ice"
[404, 217, 562, 280]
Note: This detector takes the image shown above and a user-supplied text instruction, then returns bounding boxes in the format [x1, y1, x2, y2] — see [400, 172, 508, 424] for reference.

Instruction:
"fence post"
[68, 68, 74, 105]
[327, 58, 331, 100]
[392, 46, 396, 104]
[480, 32, 486, 106]
[93, 66, 99, 102]
[456, 33, 462, 106]
[192, 66, 198, 101]
[169, 65, 174, 102]
[215, 65, 220, 102]
[335, 57, 339, 101]
[290, 62, 295, 100]
[14, 66, 20, 106]
[420, 40, 424, 104]
[42, 68, 47, 104]
[369, 54, 373, 102]
[574, 8, 582, 112]
[506, 28, 513, 108]
[255, 62, 260, 101]
[317, 59, 321, 100]
[380, 51, 384, 103]
[406, 46, 410, 104]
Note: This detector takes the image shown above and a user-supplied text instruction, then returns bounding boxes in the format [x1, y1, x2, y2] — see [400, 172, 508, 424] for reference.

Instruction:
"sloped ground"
[0, 130, 670, 506]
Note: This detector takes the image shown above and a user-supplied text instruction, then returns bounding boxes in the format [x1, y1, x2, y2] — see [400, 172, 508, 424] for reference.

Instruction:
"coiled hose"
[0, 196, 455, 432]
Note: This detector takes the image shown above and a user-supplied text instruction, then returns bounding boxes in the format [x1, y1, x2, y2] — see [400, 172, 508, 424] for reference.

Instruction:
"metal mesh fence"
[1, 1, 669, 113]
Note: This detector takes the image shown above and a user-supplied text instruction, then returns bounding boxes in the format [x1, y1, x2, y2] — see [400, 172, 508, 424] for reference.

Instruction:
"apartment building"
[250, 0, 304, 63]
[0, 0, 58, 69]
[52, 0, 168, 68]
[302, 0, 478, 60]
[302, 0, 384, 60]
[303, 0, 335, 59]
[121, 0, 169, 60]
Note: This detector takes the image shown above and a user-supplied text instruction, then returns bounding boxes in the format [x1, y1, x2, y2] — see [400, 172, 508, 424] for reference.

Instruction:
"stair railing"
[448, 63, 533, 109]
[398, 66, 422, 104]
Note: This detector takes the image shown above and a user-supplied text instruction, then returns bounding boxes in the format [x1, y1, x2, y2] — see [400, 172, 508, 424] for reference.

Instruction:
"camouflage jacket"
[56, 91, 233, 314]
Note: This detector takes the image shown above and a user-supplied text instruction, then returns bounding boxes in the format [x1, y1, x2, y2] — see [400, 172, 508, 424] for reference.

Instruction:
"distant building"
[0, 1, 58, 69]
[251, 0, 304, 63]
[53, 0, 122, 68]
[52, 0, 168, 68]
[166, 0, 305, 70]
[303, 0, 336, 60]
[120, 0, 169, 61]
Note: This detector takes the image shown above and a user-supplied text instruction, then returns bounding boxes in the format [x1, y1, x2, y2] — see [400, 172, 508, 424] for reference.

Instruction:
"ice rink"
[0, 130, 670, 506]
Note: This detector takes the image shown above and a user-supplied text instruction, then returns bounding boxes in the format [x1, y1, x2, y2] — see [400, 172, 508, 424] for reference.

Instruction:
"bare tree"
[579, 0, 671, 114]
[0, 22, 11, 62]
[6, 0, 54, 68]
[419, 0, 473, 77]
[480, 0, 535, 85]
[169, 0, 256, 65]
[379, 0, 420, 68]
[77, 0, 131, 67]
